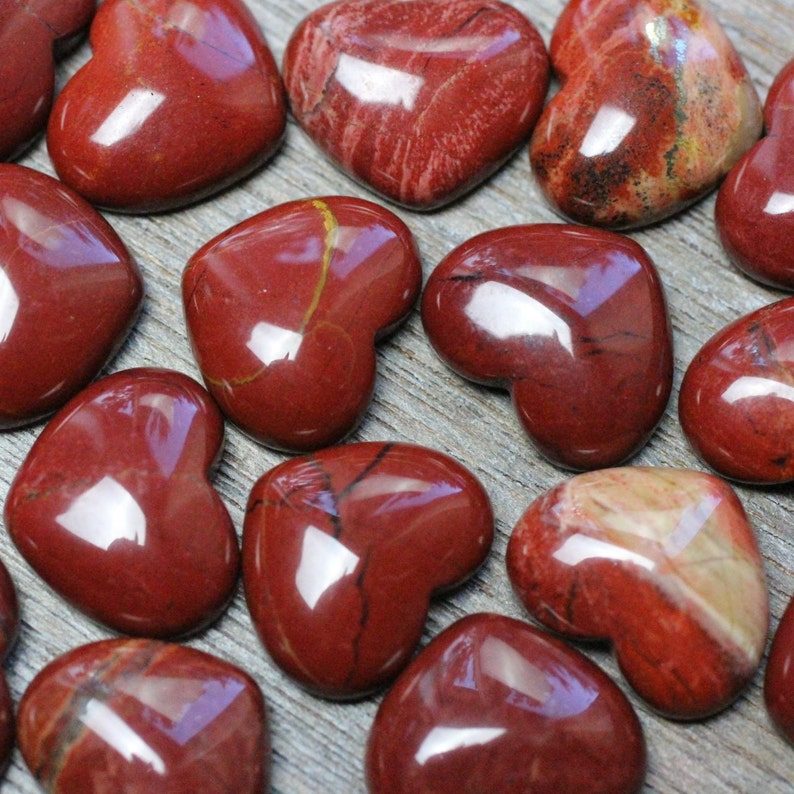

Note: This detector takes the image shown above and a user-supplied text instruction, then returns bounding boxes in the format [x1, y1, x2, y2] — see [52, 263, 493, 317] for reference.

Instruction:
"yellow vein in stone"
[300, 199, 338, 331]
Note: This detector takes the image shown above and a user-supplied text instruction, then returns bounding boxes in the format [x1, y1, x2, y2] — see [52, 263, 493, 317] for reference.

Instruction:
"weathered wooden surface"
[4, 0, 794, 790]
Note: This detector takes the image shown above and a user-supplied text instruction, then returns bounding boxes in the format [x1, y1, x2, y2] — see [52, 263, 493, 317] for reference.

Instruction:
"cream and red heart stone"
[365, 613, 647, 794]
[507, 467, 769, 719]
[17, 639, 269, 793]
[5, 367, 239, 638]
[47, 0, 286, 212]
[765, 596, 794, 746]
[0, 0, 94, 160]
[420, 224, 673, 470]
[0, 164, 143, 429]
[716, 58, 794, 289]
[530, 0, 762, 229]
[242, 442, 493, 699]
[679, 298, 794, 484]
[183, 196, 422, 452]
[283, 0, 549, 209]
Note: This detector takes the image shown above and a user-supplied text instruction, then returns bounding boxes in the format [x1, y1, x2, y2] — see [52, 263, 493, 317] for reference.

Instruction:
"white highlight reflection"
[56, 476, 147, 550]
[722, 376, 794, 405]
[414, 726, 506, 766]
[81, 699, 166, 774]
[246, 321, 303, 366]
[0, 268, 19, 344]
[464, 281, 573, 354]
[91, 88, 166, 147]
[553, 533, 655, 571]
[295, 526, 360, 610]
[579, 105, 637, 158]
[480, 636, 550, 701]
[335, 53, 424, 110]
[764, 191, 794, 216]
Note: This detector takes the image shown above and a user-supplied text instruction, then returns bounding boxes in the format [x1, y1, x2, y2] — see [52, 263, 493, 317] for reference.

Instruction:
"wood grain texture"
[3, 0, 794, 790]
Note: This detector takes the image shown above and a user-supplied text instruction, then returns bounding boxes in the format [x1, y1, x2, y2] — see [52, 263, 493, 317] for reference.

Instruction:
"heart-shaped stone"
[17, 639, 269, 793]
[716, 58, 794, 289]
[0, 163, 143, 429]
[0, 558, 18, 775]
[47, 0, 286, 212]
[183, 196, 422, 452]
[679, 298, 794, 484]
[765, 595, 794, 745]
[366, 613, 647, 794]
[421, 224, 673, 470]
[507, 467, 769, 719]
[0, 0, 94, 160]
[283, 0, 549, 209]
[5, 367, 239, 638]
[242, 442, 493, 699]
[529, 0, 762, 229]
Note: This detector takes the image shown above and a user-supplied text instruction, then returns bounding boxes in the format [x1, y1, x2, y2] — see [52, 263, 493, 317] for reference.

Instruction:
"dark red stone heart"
[420, 224, 673, 470]
[0, 0, 94, 160]
[507, 467, 769, 719]
[242, 442, 493, 699]
[716, 58, 794, 289]
[283, 0, 549, 209]
[17, 639, 269, 793]
[47, 0, 286, 212]
[679, 298, 794, 484]
[5, 367, 239, 638]
[529, 0, 762, 228]
[0, 558, 18, 775]
[183, 196, 422, 452]
[765, 596, 794, 745]
[365, 613, 647, 793]
[0, 557, 18, 664]
[0, 164, 143, 429]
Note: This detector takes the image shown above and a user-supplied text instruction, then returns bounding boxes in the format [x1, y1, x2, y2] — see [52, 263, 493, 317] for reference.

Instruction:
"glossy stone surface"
[47, 0, 286, 212]
[0, 558, 18, 664]
[17, 639, 269, 793]
[243, 442, 493, 699]
[716, 58, 794, 289]
[765, 596, 794, 745]
[5, 368, 239, 637]
[679, 298, 794, 484]
[283, 0, 549, 209]
[421, 224, 672, 470]
[184, 196, 422, 451]
[507, 467, 769, 719]
[0, 0, 94, 160]
[366, 613, 647, 794]
[0, 164, 143, 429]
[530, 0, 762, 229]
[0, 557, 19, 775]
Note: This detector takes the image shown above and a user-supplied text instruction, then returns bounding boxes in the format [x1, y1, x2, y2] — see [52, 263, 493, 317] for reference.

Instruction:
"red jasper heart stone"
[507, 467, 769, 719]
[366, 613, 647, 794]
[5, 367, 239, 638]
[421, 224, 673, 470]
[679, 298, 794, 484]
[0, 164, 143, 428]
[283, 0, 550, 209]
[242, 442, 493, 699]
[18, 639, 269, 793]
[716, 58, 794, 289]
[529, 0, 762, 228]
[765, 596, 794, 745]
[0, 0, 94, 160]
[183, 196, 422, 452]
[0, 559, 18, 775]
[47, 0, 286, 212]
